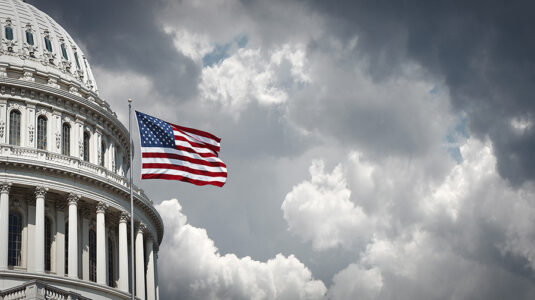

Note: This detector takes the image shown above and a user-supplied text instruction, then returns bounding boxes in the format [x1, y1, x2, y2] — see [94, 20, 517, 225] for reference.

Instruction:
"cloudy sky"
[28, 0, 535, 299]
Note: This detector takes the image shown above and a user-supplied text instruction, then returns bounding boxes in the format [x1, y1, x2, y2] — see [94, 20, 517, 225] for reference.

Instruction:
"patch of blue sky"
[202, 35, 248, 67]
[444, 115, 469, 163]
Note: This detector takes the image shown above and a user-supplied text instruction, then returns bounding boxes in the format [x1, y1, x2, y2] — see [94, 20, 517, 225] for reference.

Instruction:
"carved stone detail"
[34, 186, 48, 198]
[55, 132, 61, 149]
[47, 78, 60, 89]
[79, 140, 84, 158]
[67, 193, 80, 205]
[28, 125, 34, 143]
[20, 71, 34, 82]
[137, 223, 146, 234]
[69, 86, 81, 96]
[0, 182, 11, 194]
[0, 120, 5, 138]
[96, 201, 108, 214]
[119, 211, 130, 223]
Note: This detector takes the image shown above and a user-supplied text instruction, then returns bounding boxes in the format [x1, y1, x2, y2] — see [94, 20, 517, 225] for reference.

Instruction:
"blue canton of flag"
[137, 111, 175, 148]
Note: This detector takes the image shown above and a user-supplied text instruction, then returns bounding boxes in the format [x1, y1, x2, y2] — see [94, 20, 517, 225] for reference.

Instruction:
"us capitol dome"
[0, 0, 163, 299]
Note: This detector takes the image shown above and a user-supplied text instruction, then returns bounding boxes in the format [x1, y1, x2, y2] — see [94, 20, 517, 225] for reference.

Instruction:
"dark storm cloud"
[301, 0, 535, 185]
[28, 0, 199, 100]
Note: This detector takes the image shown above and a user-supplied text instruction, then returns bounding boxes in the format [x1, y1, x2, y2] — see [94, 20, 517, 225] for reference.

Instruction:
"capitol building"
[0, 0, 163, 299]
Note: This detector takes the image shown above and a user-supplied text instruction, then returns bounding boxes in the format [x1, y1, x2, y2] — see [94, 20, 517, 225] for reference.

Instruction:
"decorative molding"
[0, 120, 5, 138]
[55, 132, 61, 149]
[0, 182, 12, 194]
[47, 78, 60, 89]
[119, 211, 130, 223]
[96, 201, 108, 214]
[34, 186, 48, 198]
[137, 223, 146, 234]
[69, 86, 81, 96]
[79, 140, 84, 158]
[67, 193, 80, 205]
[20, 71, 34, 82]
[28, 125, 34, 143]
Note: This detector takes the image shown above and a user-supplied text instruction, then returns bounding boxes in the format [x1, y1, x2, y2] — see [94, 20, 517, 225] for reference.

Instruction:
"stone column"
[145, 237, 156, 300]
[0, 182, 11, 269]
[96, 201, 108, 285]
[67, 193, 80, 278]
[55, 200, 66, 276]
[135, 223, 146, 300]
[34, 186, 48, 273]
[118, 211, 129, 292]
[81, 207, 90, 281]
[27, 199, 36, 272]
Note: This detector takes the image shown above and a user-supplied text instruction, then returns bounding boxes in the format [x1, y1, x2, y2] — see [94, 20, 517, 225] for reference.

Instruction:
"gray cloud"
[28, 0, 200, 99]
[304, 0, 535, 185]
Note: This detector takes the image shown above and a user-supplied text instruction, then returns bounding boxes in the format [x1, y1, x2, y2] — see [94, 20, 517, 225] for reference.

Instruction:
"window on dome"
[74, 52, 81, 69]
[61, 43, 68, 60]
[83, 132, 90, 162]
[62, 123, 70, 156]
[100, 140, 106, 167]
[8, 211, 22, 267]
[44, 36, 52, 52]
[26, 31, 34, 45]
[5, 26, 13, 40]
[89, 229, 96, 282]
[9, 110, 21, 146]
[45, 217, 52, 272]
[37, 116, 47, 150]
[108, 237, 115, 287]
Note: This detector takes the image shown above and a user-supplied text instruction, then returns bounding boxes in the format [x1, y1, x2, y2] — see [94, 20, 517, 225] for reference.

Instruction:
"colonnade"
[0, 182, 158, 300]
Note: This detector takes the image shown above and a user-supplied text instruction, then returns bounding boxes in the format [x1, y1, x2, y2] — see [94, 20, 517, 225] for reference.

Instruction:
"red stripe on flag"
[142, 152, 226, 168]
[171, 124, 221, 142]
[141, 173, 225, 187]
[175, 145, 217, 158]
[174, 135, 220, 154]
[142, 163, 228, 177]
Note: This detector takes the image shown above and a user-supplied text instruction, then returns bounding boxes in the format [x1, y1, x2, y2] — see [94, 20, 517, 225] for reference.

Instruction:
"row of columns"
[0, 183, 158, 300]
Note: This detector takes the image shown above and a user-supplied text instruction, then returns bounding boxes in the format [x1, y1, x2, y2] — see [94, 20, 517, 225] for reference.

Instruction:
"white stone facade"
[0, 1, 163, 299]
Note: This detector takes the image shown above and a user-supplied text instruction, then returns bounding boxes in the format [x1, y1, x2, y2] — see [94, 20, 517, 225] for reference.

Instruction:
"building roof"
[0, 0, 98, 94]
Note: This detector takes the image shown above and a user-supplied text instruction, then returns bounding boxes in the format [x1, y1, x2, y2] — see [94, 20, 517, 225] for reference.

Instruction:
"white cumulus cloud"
[281, 160, 373, 250]
[156, 199, 326, 300]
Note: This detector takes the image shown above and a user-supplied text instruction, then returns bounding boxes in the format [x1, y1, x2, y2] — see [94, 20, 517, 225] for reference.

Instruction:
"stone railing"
[0, 284, 25, 299]
[0, 144, 150, 203]
[0, 280, 91, 300]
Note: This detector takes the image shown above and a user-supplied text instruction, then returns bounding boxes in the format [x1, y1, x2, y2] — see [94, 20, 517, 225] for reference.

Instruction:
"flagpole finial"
[128, 98, 132, 103]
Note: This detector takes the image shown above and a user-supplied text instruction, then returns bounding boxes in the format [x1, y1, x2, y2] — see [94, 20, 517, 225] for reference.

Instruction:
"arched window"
[26, 31, 34, 45]
[100, 140, 106, 167]
[62, 123, 70, 156]
[65, 221, 68, 275]
[45, 217, 52, 272]
[9, 110, 21, 146]
[89, 229, 96, 282]
[83, 132, 90, 162]
[37, 116, 47, 150]
[5, 26, 13, 40]
[108, 237, 114, 287]
[44, 36, 53, 52]
[8, 211, 22, 267]
[74, 52, 81, 69]
[61, 43, 68, 60]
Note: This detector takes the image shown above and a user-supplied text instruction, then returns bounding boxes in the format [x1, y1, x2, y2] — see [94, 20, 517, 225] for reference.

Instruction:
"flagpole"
[128, 99, 135, 300]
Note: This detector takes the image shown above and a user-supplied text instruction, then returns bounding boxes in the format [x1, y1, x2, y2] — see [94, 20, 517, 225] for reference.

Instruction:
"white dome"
[0, 0, 98, 94]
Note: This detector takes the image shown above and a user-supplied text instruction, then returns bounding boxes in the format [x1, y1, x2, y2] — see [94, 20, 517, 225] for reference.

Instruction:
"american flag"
[136, 111, 227, 187]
